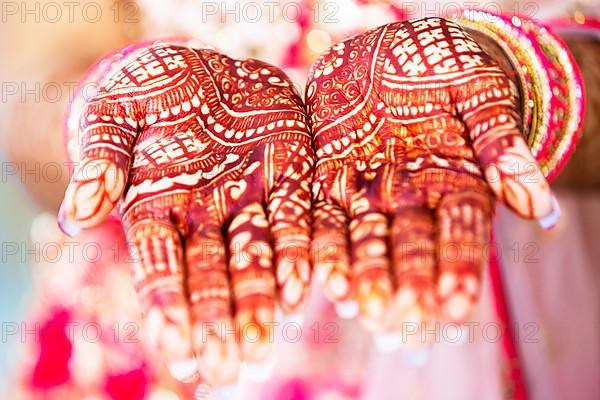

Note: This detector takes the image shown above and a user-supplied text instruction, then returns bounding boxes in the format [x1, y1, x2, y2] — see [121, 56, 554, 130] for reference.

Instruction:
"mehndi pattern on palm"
[307, 18, 555, 334]
[59, 43, 313, 384]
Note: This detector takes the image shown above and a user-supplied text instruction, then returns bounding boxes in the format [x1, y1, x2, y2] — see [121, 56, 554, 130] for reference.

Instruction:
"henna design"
[59, 43, 313, 384]
[306, 18, 555, 330]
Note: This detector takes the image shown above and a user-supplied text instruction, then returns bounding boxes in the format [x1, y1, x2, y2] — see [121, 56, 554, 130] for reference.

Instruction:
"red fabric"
[488, 232, 527, 400]
[105, 367, 148, 400]
[31, 308, 73, 389]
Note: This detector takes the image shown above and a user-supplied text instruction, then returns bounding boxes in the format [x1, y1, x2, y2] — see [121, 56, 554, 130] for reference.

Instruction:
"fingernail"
[282, 312, 304, 327]
[195, 383, 214, 400]
[275, 306, 284, 321]
[280, 276, 306, 312]
[166, 357, 199, 383]
[335, 300, 358, 319]
[196, 338, 241, 386]
[240, 357, 276, 382]
[538, 195, 561, 230]
[212, 384, 238, 400]
[400, 347, 430, 367]
[57, 204, 80, 237]
[442, 293, 471, 322]
[328, 272, 350, 300]
[374, 332, 404, 353]
[361, 292, 388, 329]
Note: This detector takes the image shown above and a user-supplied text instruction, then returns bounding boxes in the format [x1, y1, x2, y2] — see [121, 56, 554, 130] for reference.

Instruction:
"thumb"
[456, 71, 559, 229]
[58, 92, 138, 235]
[59, 158, 127, 235]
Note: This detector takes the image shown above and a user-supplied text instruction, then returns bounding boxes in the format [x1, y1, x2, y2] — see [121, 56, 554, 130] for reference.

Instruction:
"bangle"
[450, 9, 586, 182]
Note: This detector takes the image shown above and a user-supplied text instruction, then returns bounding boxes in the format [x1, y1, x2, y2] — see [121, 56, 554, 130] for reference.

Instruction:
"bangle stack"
[451, 9, 586, 182]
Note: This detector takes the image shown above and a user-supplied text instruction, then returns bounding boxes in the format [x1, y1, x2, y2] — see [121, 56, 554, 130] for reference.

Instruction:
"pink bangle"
[450, 9, 586, 182]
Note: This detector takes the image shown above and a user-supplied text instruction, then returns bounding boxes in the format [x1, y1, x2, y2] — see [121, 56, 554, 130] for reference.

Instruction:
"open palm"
[306, 18, 556, 335]
[59, 43, 313, 384]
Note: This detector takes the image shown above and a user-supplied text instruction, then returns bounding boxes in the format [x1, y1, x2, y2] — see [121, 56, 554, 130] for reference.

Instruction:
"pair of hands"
[58, 18, 557, 385]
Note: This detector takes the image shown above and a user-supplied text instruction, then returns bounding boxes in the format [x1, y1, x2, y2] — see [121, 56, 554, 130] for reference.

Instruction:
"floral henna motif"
[306, 18, 557, 332]
[59, 43, 313, 384]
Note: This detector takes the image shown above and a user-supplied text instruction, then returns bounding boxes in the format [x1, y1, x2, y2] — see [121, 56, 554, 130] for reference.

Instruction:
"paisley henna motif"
[59, 43, 313, 384]
[306, 18, 556, 332]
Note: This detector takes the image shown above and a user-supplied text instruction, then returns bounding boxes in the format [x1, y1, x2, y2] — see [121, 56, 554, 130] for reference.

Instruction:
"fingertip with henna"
[236, 307, 275, 363]
[358, 284, 392, 332]
[166, 357, 200, 383]
[195, 334, 241, 386]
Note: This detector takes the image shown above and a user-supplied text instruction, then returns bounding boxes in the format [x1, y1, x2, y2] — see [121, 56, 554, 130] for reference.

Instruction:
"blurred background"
[0, 0, 599, 399]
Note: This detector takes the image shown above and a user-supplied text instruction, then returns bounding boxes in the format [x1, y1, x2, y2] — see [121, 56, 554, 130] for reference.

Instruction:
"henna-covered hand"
[58, 43, 313, 384]
[306, 18, 558, 336]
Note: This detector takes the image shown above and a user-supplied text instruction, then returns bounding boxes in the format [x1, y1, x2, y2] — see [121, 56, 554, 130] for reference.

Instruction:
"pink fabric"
[495, 190, 600, 399]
